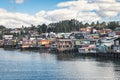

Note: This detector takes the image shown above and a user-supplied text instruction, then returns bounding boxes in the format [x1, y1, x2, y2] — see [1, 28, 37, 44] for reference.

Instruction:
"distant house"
[10, 29, 21, 34]
[72, 31, 90, 39]
[90, 34, 100, 40]
[74, 32, 84, 39]
[108, 27, 120, 37]
[99, 29, 112, 34]
[80, 28, 86, 32]
[3, 34, 13, 40]
[80, 27, 92, 33]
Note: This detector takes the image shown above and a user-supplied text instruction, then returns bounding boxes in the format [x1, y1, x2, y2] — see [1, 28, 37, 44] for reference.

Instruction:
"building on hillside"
[108, 27, 120, 37]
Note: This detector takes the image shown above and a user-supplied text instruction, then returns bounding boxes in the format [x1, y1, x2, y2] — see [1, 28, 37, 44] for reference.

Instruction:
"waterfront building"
[112, 37, 120, 53]
[50, 39, 73, 52]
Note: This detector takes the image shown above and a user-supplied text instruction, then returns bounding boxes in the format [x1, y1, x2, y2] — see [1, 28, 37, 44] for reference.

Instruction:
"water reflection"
[0, 48, 120, 80]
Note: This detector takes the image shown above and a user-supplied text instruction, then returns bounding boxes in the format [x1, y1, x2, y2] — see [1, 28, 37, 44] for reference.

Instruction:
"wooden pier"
[20, 46, 40, 51]
[97, 53, 120, 59]
[77, 53, 120, 59]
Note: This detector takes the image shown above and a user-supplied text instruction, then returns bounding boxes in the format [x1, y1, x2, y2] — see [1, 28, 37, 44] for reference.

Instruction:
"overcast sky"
[0, 0, 120, 28]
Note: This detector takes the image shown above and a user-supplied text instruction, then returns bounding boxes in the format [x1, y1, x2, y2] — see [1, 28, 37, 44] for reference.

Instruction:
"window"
[116, 41, 119, 45]
[66, 45, 69, 48]
[118, 47, 120, 50]
[59, 45, 60, 48]
[114, 47, 117, 50]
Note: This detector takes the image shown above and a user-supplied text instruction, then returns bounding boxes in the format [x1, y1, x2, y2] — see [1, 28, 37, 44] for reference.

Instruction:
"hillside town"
[0, 24, 120, 55]
[1, 0, 120, 79]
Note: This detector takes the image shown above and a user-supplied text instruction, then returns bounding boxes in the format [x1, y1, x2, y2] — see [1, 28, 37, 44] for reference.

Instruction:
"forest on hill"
[0, 19, 120, 34]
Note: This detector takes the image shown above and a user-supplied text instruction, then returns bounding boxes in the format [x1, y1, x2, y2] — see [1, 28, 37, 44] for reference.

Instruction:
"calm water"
[0, 48, 120, 80]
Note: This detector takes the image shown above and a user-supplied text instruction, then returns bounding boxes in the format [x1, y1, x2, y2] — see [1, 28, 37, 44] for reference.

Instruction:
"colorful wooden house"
[112, 37, 120, 53]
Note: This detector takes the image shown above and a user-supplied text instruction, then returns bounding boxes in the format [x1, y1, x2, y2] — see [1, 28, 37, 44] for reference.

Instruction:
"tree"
[0, 25, 6, 30]
[100, 22, 106, 29]
[30, 24, 36, 30]
[106, 21, 119, 30]
[84, 23, 89, 27]
[91, 22, 95, 27]
[41, 24, 47, 33]
[95, 21, 100, 29]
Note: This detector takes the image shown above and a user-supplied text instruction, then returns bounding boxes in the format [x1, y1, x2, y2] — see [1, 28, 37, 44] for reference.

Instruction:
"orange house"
[40, 40, 50, 45]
